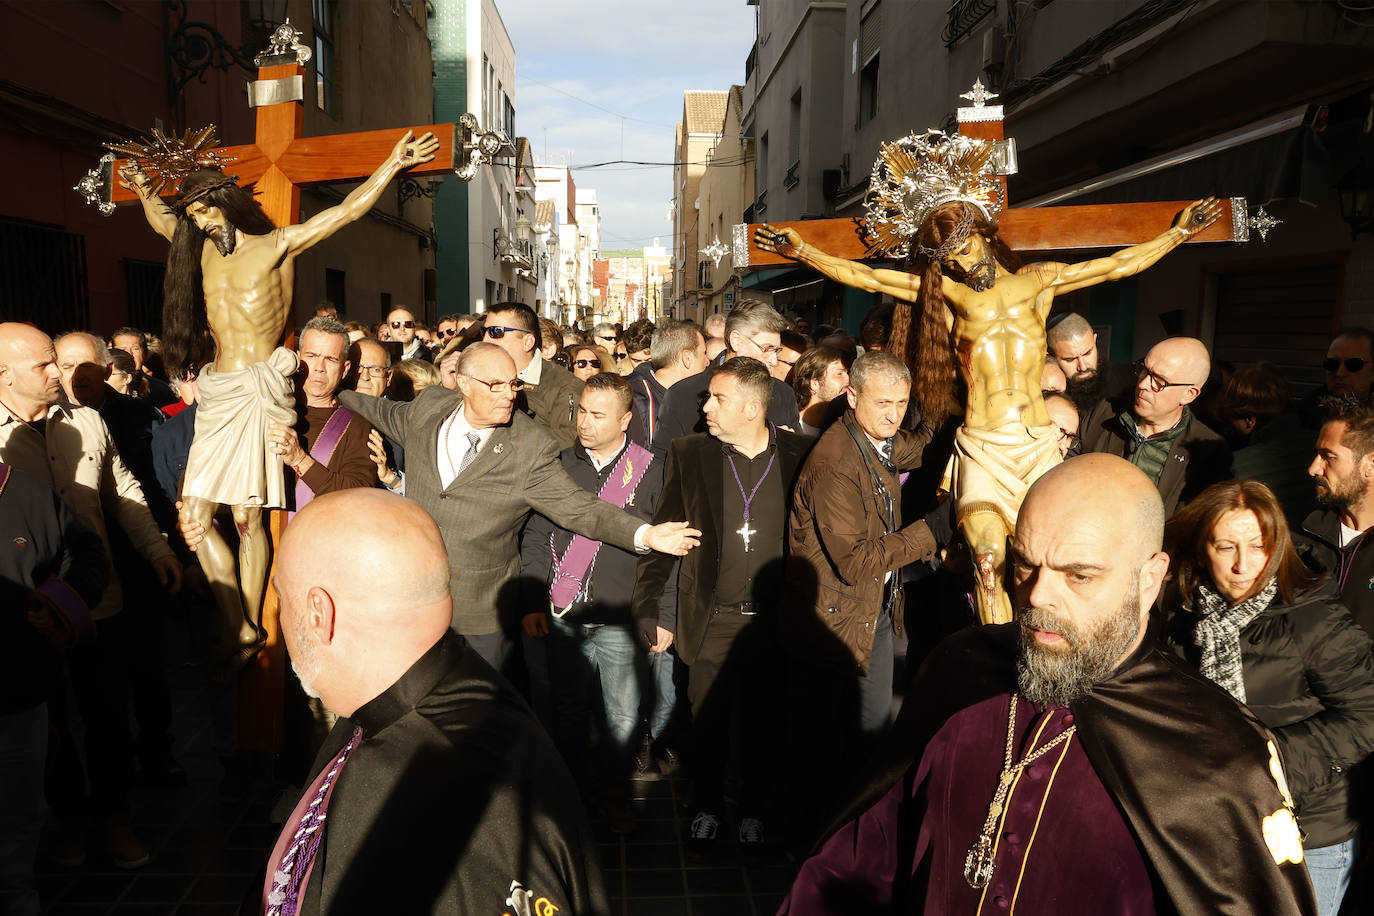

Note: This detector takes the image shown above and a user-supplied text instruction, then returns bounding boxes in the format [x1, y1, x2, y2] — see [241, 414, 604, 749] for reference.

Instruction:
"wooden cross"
[105, 63, 459, 220]
[734, 83, 1257, 268]
[98, 58, 464, 752]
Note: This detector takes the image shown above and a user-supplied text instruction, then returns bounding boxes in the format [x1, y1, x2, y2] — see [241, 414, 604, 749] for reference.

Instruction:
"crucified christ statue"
[122, 129, 439, 670]
[757, 194, 1220, 624]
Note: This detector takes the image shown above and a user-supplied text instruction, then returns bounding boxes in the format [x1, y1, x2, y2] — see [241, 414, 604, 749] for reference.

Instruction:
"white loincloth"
[942, 421, 1062, 533]
[182, 347, 298, 508]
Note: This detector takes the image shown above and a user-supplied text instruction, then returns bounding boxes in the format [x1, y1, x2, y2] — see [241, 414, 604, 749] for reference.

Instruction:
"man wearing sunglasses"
[482, 302, 583, 449]
[650, 300, 801, 458]
[386, 307, 434, 364]
[338, 342, 701, 674]
[1300, 328, 1374, 431]
[1078, 336, 1231, 516]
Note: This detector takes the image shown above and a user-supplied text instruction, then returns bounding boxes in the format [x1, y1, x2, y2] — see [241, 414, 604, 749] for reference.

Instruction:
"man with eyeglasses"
[1043, 392, 1080, 459]
[350, 338, 403, 490]
[482, 302, 583, 449]
[650, 300, 802, 458]
[337, 342, 701, 675]
[1078, 337, 1231, 516]
[386, 307, 434, 364]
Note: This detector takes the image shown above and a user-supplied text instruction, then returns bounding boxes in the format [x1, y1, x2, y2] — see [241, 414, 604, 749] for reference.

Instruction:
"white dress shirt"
[437, 405, 496, 489]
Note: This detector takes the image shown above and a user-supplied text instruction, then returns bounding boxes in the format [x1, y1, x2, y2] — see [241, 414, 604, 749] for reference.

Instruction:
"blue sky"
[505, 0, 757, 251]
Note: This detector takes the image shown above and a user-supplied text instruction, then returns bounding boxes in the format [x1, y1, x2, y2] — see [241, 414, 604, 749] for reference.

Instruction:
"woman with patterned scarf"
[1162, 479, 1374, 916]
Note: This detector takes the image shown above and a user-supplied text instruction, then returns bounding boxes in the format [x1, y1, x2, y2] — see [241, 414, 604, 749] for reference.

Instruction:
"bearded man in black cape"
[782, 454, 1316, 915]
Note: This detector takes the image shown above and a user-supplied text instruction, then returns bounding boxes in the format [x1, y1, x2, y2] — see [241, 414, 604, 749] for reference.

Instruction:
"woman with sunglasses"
[567, 345, 614, 382]
[1162, 480, 1374, 916]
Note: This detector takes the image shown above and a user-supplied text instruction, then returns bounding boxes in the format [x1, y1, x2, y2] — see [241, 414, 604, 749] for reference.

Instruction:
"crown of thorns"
[860, 129, 1004, 260]
[105, 125, 238, 200]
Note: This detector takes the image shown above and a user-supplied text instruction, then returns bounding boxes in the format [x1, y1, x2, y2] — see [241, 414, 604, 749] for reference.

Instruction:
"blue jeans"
[547, 617, 643, 792]
[0, 704, 47, 916]
[1306, 834, 1358, 916]
[646, 646, 683, 741]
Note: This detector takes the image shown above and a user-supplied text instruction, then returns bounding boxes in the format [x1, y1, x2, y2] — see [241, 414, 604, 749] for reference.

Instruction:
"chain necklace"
[963, 693, 1077, 890]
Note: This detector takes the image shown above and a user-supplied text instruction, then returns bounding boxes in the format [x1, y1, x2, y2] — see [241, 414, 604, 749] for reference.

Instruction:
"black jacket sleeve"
[633, 442, 684, 631]
[1272, 599, 1374, 800]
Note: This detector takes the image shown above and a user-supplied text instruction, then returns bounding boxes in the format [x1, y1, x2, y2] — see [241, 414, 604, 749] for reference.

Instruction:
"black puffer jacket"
[1165, 580, 1374, 848]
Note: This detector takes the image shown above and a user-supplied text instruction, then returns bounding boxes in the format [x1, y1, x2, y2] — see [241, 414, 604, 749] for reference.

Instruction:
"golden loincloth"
[942, 421, 1062, 533]
[182, 347, 298, 508]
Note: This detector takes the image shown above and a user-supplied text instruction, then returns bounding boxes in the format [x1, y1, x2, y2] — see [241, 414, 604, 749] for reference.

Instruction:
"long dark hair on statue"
[161, 170, 277, 377]
[887, 201, 1021, 429]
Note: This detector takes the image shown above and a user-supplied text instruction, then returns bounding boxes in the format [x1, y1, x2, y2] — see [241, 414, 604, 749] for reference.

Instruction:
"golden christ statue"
[756, 130, 1219, 624]
[118, 127, 439, 671]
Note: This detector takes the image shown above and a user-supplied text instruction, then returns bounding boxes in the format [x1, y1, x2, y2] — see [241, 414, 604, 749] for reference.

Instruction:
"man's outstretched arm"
[281, 130, 440, 255]
[1049, 197, 1222, 296]
[755, 225, 923, 302]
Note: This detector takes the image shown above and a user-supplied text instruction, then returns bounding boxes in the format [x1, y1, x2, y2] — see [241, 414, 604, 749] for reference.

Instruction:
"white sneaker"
[738, 816, 764, 847]
[689, 811, 720, 841]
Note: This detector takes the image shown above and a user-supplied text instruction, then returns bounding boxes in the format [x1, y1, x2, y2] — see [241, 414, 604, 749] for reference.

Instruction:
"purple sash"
[290, 408, 355, 518]
[549, 442, 653, 614]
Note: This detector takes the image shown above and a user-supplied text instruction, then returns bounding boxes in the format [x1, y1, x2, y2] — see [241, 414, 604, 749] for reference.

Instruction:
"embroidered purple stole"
[263, 727, 362, 916]
[548, 442, 653, 614]
[291, 408, 355, 518]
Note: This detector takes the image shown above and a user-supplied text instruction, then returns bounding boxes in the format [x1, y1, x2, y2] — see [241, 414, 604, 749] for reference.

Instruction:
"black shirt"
[715, 431, 786, 605]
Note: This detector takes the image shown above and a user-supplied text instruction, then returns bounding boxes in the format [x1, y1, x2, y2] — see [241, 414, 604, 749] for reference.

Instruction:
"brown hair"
[538, 317, 562, 350]
[622, 318, 656, 354]
[583, 370, 633, 414]
[1223, 362, 1290, 422]
[1164, 479, 1321, 605]
[790, 345, 846, 408]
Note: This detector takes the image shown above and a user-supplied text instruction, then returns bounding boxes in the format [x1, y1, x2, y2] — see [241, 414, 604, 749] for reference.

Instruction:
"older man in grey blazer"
[338, 342, 699, 672]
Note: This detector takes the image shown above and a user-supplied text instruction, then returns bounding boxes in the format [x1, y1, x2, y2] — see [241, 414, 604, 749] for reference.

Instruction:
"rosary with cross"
[727, 448, 776, 553]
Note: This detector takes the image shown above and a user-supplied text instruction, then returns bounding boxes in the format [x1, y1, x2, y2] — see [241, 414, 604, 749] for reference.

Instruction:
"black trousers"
[47, 614, 135, 820]
[785, 606, 895, 848]
[685, 608, 781, 818]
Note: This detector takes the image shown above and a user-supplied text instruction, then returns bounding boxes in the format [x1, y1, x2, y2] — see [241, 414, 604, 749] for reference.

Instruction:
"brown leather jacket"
[784, 411, 938, 675]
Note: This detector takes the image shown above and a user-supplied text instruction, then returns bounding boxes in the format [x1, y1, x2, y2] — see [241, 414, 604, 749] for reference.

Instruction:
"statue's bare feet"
[973, 551, 1009, 625]
[212, 626, 267, 682]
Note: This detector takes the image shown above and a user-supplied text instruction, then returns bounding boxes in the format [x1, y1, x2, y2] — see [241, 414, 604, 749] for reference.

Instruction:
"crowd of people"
[4, 299, 1374, 914]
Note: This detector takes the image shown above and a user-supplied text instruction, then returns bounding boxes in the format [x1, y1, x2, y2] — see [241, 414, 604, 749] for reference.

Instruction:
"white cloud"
[502, 0, 756, 250]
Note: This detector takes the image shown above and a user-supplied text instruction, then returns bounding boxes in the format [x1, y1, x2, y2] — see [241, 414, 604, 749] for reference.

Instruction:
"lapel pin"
[493, 443, 505, 455]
